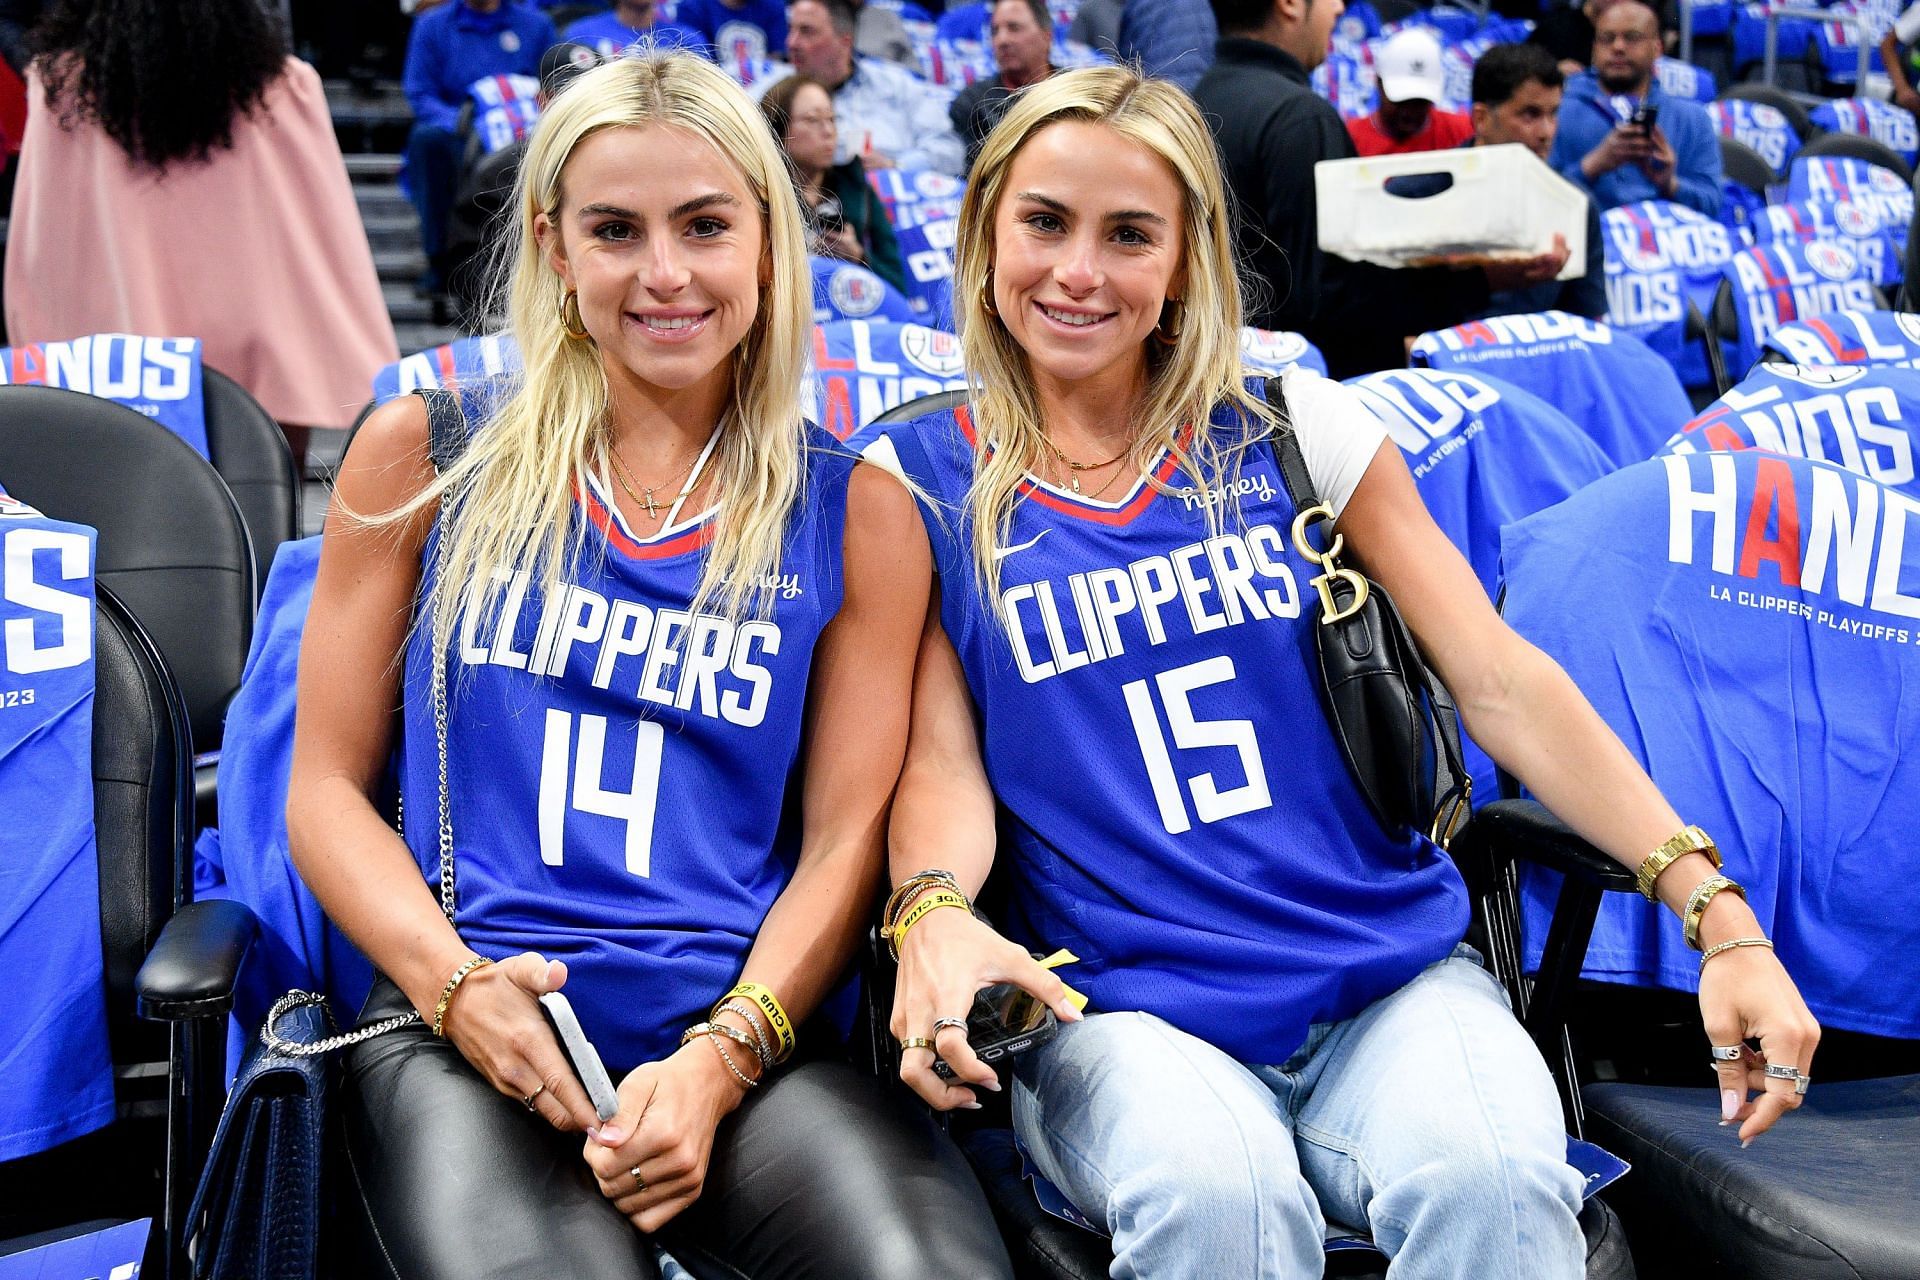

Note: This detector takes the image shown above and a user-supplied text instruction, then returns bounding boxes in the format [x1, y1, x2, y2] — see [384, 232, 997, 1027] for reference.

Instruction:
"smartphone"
[538, 991, 620, 1122]
[1628, 103, 1659, 134]
[930, 982, 1060, 1081]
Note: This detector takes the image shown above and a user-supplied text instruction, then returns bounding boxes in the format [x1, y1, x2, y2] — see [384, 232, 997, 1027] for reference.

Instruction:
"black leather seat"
[0, 384, 256, 823]
[868, 387, 968, 428]
[1704, 276, 1890, 389]
[0, 587, 255, 1280]
[203, 366, 299, 588]
[1717, 136, 1775, 197]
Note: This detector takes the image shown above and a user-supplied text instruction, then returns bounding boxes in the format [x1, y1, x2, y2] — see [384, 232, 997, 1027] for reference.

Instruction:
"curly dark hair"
[30, 0, 290, 170]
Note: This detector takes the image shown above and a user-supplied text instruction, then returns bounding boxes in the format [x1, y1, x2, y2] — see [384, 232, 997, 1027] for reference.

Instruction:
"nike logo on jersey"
[993, 530, 1050, 560]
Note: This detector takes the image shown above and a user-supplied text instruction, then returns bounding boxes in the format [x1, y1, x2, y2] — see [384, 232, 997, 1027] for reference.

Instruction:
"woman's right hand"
[822, 222, 867, 265]
[890, 905, 1083, 1110]
[436, 951, 602, 1133]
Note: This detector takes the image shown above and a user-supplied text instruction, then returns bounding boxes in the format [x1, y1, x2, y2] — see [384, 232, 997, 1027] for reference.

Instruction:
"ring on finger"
[932, 1017, 968, 1037]
[1709, 1044, 1744, 1062]
[1795, 1073, 1812, 1096]
[521, 1084, 546, 1111]
[899, 1036, 935, 1052]
[1763, 1063, 1800, 1081]
[630, 1165, 647, 1193]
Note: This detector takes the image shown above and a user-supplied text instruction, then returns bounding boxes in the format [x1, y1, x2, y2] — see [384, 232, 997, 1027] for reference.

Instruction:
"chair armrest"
[136, 898, 259, 1020]
[1457, 799, 1637, 893]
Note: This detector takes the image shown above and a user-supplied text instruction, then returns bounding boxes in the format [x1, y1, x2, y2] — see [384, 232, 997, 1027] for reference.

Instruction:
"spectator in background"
[784, 0, 965, 173]
[1069, 0, 1122, 55]
[1549, 0, 1720, 214]
[1530, 0, 1675, 75]
[401, 0, 554, 295]
[1470, 43, 1605, 318]
[761, 74, 909, 292]
[678, 0, 788, 62]
[1878, 2, 1920, 116]
[1119, 0, 1216, 91]
[562, 0, 709, 57]
[6, 0, 397, 458]
[1195, 0, 1566, 376]
[950, 0, 1055, 166]
[1347, 26, 1474, 156]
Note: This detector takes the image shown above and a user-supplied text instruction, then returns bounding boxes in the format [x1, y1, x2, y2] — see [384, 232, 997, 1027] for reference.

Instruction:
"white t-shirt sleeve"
[1273, 365, 1391, 521]
[859, 435, 907, 482]
[1896, 0, 1920, 45]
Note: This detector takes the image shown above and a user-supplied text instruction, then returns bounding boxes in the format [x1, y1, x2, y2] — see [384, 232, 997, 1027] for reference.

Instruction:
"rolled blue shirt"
[1549, 72, 1722, 217]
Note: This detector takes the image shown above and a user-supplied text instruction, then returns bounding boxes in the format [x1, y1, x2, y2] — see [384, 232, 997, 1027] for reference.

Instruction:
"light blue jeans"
[1011, 946, 1586, 1280]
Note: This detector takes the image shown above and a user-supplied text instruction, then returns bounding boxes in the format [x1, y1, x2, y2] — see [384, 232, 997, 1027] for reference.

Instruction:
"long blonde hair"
[951, 65, 1278, 601]
[374, 52, 814, 659]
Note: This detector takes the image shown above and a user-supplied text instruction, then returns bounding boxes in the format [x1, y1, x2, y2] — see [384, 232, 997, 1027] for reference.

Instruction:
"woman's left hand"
[1698, 943, 1822, 1144]
[582, 1042, 747, 1232]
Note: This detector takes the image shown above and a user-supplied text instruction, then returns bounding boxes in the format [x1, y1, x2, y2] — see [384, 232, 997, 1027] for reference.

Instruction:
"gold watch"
[1636, 825, 1720, 902]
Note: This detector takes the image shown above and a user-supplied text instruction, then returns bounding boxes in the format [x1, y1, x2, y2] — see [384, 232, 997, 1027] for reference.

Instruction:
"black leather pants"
[340, 978, 1013, 1280]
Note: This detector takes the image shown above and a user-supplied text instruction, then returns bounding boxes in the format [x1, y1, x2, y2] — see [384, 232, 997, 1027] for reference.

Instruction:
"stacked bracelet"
[681, 1020, 764, 1089]
[882, 871, 975, 960]
[430, 956, 493, 1038]
[1683, 874, 1747, 950]
[714, 997, 776, 1070]
[717, 981, 794, 1064]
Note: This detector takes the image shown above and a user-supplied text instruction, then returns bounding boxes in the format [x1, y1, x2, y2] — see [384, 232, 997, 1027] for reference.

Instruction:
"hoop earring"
[980, 272, 997, 318]
[560, 289, 591, 342]
[1153, 299, 1184, 346]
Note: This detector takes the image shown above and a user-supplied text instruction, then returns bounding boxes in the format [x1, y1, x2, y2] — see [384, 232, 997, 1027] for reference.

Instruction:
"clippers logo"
[1832, 200, 1881, 238]
[900, 325, 964, 377]
[828, 266, 886, 318]
[1805, 241, 1859, 282]
[1753, 104, 1786, 128]
[713, 20, 770, 62]
[1238, 328, 1312, 369]
[912, 172, 963, 200]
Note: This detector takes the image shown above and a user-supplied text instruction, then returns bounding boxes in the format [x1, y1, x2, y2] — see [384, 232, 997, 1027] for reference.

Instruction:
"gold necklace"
[1040, 434, 1131, 495]
[606, 442, 701, 520]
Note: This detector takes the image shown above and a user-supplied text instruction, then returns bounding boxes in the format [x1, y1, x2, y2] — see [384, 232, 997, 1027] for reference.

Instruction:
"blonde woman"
[875, 66, 1821, 1278]
[288, 53, 1009, 1280]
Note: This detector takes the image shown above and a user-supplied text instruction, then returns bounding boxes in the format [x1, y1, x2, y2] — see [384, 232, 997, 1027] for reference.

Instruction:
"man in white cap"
[1348, 26, 1474, 155]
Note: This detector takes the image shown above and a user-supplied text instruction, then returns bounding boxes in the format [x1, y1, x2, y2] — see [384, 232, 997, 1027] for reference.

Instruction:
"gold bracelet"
[886, 889, 970, 960]
[713, 998, 775, 1069]
[681, 1019, 761, 1059]
[1636, 825, 1721, 901]
[1682, 874, 1747, 951]
[719, 982, 795, 1063]
[703, 1030, 759, 1090]
[431, 956, 493, 1038]
[1700, 936, 1774, 967]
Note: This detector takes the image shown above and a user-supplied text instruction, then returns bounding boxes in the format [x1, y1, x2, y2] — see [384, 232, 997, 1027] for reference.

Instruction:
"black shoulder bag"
[1263, 376, 1473, 848]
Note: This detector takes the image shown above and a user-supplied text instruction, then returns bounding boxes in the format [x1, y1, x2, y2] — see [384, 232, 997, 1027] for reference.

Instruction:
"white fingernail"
[979, 1077, 1002, 1092]
[959, 1101, 983, 1110]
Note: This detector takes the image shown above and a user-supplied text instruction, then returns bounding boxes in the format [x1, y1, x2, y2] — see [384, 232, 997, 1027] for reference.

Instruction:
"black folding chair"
[203, 366, 300, 589]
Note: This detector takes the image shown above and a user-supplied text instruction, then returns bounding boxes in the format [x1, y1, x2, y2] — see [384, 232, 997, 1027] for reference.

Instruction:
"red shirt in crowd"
[1347, 108, 1475, 157]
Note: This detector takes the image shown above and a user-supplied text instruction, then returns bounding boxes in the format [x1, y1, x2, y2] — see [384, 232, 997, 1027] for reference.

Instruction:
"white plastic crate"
[1315, 143, 1588, 278]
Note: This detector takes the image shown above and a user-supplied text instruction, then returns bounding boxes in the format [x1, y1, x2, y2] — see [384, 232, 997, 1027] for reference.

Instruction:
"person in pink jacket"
[5, 0, 399, 462]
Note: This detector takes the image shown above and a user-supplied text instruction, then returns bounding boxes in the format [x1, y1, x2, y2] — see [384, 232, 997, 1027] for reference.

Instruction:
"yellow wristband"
[719, 982, 794, 1063]
[883, 871, 963, 935]
[431, 956, 493, 1038]
[887, 889, 970, 959]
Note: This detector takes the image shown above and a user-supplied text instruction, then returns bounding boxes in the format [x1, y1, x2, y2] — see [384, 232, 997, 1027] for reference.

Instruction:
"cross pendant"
[642, 489, 660, 518]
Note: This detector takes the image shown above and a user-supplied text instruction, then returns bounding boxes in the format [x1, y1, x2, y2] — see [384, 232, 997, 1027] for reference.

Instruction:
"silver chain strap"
[261, 475, 464, 1061]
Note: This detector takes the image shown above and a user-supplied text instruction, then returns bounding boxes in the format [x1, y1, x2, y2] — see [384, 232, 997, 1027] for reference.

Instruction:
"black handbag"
[182, 995, 330, 1280]
[1263, 377, 1472, 847]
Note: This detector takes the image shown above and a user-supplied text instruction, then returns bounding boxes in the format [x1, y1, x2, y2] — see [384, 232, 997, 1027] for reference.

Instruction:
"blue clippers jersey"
[1763, 308, 1920, 367]
[864, 167, 966, 230]
[398, 420, 857, 1073]
[0, 334, 207, 457]
[372, 333, 523, 404]
[893, 216, 958, 325]
[879, 387, 1470, 1065]
[806, 320, 967, 449]
[1411, 310, 1691, 467]
[561, 12, 710, 57]
[1787, 155, 1915, 226]
[1658, 363, 1920, 493]
[1720, 240, 1884, 378]
[0, 490, 110, 1160]
[1748, 199, 1904, 289]
[1501, 451, 1920, 1036]
[1238, 327, 1330, 378]
[1602, 201, 1740, 390]
[1706, 99, 1802, 177]
[673, 0, 785, 62]
[1808, 96, 1920, 169]
[811, 257, 918, 325]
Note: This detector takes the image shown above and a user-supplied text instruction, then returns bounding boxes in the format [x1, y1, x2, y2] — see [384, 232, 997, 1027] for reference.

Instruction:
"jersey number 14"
[538, 709, 662, 877]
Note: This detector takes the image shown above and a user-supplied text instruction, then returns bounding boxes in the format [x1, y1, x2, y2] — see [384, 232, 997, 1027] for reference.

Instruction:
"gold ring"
[630, 1164, 647, 1192]
[898, 1036, 935, 1052]
[521, 1084, 546, 1111]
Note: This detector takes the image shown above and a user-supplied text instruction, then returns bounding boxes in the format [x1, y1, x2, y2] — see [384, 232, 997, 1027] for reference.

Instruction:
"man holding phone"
[1548, 0, 1720, 214]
